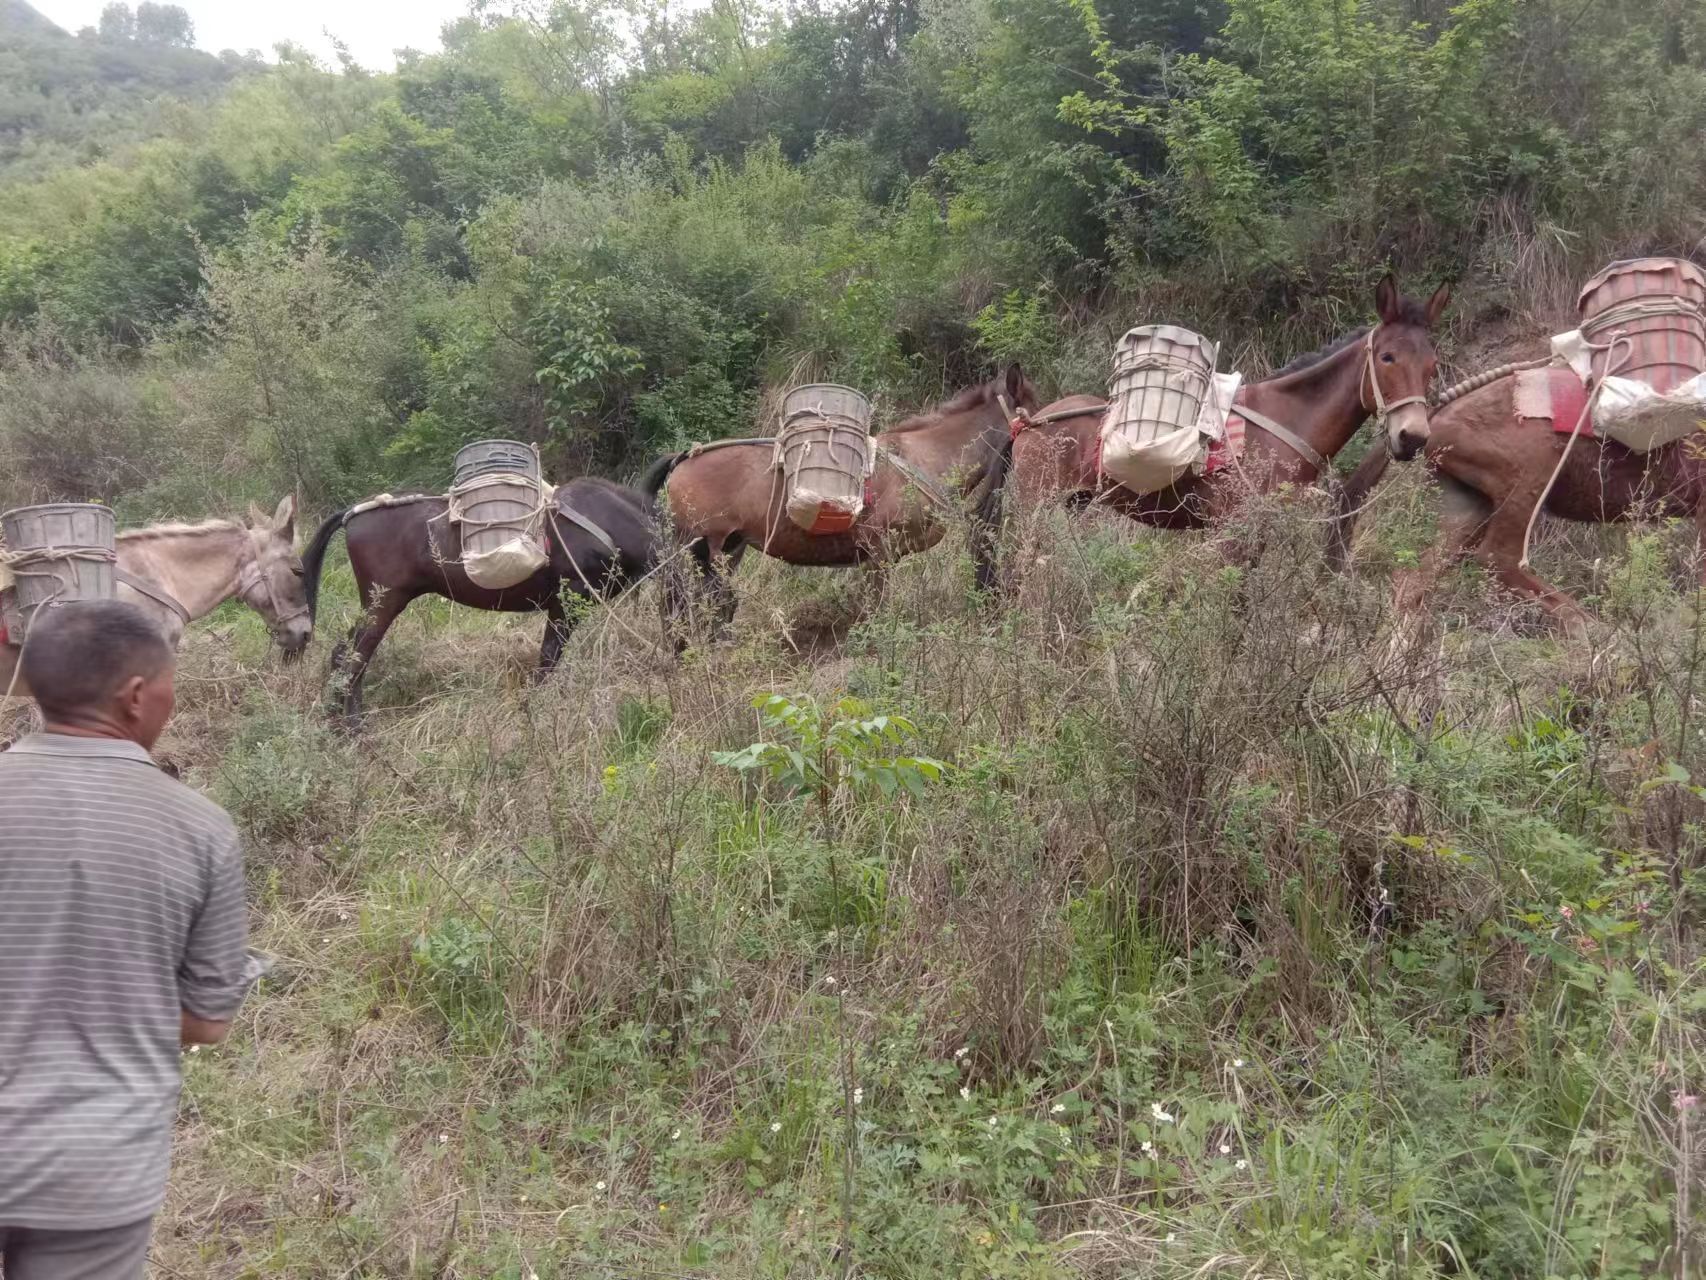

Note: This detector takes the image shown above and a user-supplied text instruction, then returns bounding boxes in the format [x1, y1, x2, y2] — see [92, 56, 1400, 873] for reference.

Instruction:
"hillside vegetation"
[1, 0, 1704, 1275]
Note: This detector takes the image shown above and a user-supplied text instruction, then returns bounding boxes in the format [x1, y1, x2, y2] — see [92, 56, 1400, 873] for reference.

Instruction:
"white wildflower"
[1051, 1103, 1066, 1114]
[671, 1129, 682, 1140]
[595, 1180, 607, 1191]
[1150, 1103, 1175, 1123]
[824, 975, 838, 988]
[1140, 1140, 1154, 1155]
[852, 1087, 863, 1105]
[1232, 1058, 1245, 1069]
[1164, 1232, 1176, 1244]
[520, 1194, 529, 1203]
[770, 1121, 782, 1133]
[338, 911, 349, 922]
[1219, 1143, 1231, 1155]
[987, 1115, 998, 1128]
[960, 1086, 971, 1101]
[1236, 1159, 1248, 1171]
[189, 1045, 200, 1054]
[954, 1046, 969, 1060]
[437, 1133, 448, 1144]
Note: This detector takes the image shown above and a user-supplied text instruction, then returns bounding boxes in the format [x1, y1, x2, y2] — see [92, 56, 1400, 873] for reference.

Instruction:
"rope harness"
[237, 547, 310, 629]
[115, 569, 192, 627]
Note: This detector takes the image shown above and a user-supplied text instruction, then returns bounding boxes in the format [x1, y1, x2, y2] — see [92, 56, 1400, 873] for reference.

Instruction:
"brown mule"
[1333, 373, 1706, 636]
[1010, 277, 1449, 533]
[640, 365, 1040, 643]
[299, 478, 658, 722]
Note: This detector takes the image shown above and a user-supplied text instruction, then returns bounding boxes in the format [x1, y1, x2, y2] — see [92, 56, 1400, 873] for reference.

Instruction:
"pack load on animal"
[775, 384, 875, 534]
[1551, 257, 1706, 451]
[448, 440, 551, 590]
[0, 503, 117, 645]
[1099, 326, 1242, 496]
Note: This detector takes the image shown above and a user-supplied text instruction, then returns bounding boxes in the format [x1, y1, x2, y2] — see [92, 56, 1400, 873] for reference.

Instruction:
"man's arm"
[178, 824, 253, 1042]
[181, 1010, 231, 1045]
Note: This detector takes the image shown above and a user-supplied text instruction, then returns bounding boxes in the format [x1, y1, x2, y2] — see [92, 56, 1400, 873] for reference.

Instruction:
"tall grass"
[148, 493, 1704, 1278]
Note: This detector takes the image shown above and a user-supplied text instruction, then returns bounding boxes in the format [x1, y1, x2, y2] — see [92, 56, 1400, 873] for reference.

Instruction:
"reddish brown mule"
[1333, 373, 1706, 636]
[1010, 277, 1449, 534]
[641, 365, 1039, 641]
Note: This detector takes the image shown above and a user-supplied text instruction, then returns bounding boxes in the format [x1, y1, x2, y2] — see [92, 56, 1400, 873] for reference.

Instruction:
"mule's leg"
[1393, 477, 1492, 620]
[536, 593, 575, 680]
[660, 537, 699, 656]
[1472, 507, 1595, 636]
[336, 588, 416, 723]
[710, 537, 747, 641]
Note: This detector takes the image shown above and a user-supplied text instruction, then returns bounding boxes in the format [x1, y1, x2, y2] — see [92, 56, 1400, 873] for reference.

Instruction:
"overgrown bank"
[153, 492, 1703, 1278]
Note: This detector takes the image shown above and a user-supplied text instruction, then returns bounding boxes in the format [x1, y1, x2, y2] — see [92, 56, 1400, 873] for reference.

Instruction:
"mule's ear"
[246, 501, 268, 528]
[1375, 272, 1400, 325]
[1425, 281, 1451, 328]
[1004, 362, 1024, 404]
[272, 493, 297, 537]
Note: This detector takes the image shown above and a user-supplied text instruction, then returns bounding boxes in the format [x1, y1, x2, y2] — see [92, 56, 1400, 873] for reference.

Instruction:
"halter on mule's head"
[1365, 275, 1450, 461]
[242, 495, 313, 657]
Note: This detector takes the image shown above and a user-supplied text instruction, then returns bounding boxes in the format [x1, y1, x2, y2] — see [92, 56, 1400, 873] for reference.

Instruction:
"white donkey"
[2, 496, 311, 699]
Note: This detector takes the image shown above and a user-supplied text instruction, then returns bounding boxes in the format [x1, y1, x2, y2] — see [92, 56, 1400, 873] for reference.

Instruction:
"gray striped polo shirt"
[0, 732, 252, 1230]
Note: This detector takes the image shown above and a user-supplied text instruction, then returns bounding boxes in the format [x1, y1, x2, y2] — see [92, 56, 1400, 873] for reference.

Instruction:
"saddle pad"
[1514, 366, 1593, 438]
[1204, 388, 1250, 474]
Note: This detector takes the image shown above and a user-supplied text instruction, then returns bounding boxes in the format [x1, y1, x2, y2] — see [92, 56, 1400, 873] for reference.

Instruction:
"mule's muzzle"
[1386, 403, 1431, 462]
[1390, 427, 1427, 462]
[275, 623, 313, 661]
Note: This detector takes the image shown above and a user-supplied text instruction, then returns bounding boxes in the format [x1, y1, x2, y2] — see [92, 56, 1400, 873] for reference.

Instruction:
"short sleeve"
[177, 826, 252, 1021]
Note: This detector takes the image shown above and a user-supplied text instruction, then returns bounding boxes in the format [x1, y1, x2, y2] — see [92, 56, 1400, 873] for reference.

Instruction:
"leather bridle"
[236, 542, 310, 632]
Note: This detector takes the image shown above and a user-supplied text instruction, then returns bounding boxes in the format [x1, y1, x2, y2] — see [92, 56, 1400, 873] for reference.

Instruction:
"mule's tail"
[299, 507, 349, 623]
[639, 452, 684, 509]
[969, 434, 1017, 594]
[1326, 445, 1391, 573]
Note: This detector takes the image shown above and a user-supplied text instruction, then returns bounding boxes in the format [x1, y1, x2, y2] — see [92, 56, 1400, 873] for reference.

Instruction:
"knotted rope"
[1, 543, 118, 702]
[1518, 333, 1634, 570]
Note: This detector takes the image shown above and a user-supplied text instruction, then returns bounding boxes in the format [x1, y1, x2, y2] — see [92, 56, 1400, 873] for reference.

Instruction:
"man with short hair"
[0, 600, 255, 1279]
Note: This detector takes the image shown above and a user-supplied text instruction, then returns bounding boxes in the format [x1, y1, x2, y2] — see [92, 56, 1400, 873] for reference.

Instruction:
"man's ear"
[115, 673, 147, 721]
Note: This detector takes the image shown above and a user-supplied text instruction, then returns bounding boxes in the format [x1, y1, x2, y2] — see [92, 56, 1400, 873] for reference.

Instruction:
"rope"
[0, 544, 117, 568]
[1583, 296, 1705, 334]
[0, 546, 114, 703]
[1518, 334, 1634, 570]
[1436, 357, 1554, 406]
[115, 569, 192, 626]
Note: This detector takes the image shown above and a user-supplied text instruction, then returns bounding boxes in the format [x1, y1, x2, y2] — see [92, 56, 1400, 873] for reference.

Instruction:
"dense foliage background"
[2, 3, 1704, 1277]
[2, 0, 1703, 511]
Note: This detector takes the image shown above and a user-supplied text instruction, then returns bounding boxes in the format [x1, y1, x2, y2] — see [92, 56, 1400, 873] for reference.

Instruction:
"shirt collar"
[6, 732, 157, 766]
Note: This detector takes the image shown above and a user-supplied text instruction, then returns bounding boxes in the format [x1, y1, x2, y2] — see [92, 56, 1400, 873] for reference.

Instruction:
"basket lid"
[1579, 258, 1706, 312]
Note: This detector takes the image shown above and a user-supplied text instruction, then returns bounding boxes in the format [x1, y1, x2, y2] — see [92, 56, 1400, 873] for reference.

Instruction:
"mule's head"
[1368, 274, 1450, 461]
[243, 495, 313, 658]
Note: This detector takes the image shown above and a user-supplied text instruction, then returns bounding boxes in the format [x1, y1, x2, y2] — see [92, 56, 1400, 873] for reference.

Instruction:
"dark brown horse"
[300, 477, 657, 721]
[1009, 278, 1449, 534]
[640, 365, 1039, 642]
[1332, 369, 1706, 635]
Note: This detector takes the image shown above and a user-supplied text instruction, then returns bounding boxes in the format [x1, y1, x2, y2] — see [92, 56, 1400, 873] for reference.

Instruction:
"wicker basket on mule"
[1, 503, 117, 647]
[1558, 258, 1706, 452]
[774, 384, 876, 534]
[1099, 325, 1242, 495]
[447, 440, 551, 590]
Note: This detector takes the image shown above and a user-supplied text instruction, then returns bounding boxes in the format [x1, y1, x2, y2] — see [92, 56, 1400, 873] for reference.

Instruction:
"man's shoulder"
[0, 742, 239, 851]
